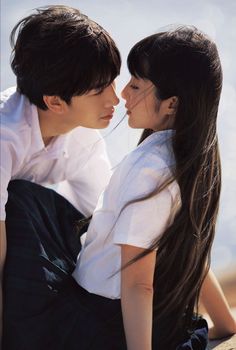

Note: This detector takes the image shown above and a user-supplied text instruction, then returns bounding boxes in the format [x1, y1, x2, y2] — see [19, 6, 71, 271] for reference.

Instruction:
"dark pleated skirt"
[3, 180, 208, 350]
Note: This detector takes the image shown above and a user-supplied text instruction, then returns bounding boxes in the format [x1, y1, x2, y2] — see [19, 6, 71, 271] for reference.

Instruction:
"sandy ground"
[209, 334, 236, 349]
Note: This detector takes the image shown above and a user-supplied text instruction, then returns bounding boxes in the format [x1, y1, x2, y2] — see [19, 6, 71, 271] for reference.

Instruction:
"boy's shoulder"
[0, 86, 17, 103]
[0, 87, 37, 158]
[0, 87, 32, 129]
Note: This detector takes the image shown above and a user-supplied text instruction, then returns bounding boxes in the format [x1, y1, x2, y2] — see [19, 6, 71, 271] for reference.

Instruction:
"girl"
[3, 26, 235, 350]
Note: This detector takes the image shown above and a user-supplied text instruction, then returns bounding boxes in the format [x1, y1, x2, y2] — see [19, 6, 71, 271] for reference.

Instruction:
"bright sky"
[1, 0, 236, 273]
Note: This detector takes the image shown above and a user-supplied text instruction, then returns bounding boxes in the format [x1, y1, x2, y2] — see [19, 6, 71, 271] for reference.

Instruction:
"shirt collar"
[26, 102, 69, 158]
[138, 129, 174, 149]
[137, 129, 175, 167]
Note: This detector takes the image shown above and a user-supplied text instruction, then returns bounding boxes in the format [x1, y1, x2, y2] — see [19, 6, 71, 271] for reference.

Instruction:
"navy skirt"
[3, 180, 208, 350]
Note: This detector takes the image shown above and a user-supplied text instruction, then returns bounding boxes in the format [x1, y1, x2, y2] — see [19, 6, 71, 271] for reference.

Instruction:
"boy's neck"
[37, 107, 59, 146]
[42, 136, 55, 147]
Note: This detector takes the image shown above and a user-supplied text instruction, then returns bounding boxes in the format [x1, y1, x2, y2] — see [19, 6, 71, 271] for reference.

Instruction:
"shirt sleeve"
[56, 133, 111, 217]
[112, 160, 178, 249]
[113, 188, 174, 249]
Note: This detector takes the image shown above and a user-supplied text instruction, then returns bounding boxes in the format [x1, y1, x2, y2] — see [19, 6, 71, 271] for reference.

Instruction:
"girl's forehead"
[131, 76, 153, 87]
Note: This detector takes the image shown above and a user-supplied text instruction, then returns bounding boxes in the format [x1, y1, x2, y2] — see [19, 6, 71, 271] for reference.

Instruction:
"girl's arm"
[200, 268, 236, 339]
[120, 244, 156, 350]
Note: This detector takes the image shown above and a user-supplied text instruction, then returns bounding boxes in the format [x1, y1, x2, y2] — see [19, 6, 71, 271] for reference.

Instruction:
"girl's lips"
[125, 105, 131, 115]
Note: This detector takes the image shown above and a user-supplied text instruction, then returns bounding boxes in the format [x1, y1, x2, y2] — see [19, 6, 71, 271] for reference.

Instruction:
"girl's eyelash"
[94, 89, 104, 95]
[130, 84, 139, 90]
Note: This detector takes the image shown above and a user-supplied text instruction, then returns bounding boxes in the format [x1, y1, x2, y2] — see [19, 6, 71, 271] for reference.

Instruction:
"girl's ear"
[158, 96, 178, 129]
[167, 96, 178, 116]
[43, 95, 66, 114]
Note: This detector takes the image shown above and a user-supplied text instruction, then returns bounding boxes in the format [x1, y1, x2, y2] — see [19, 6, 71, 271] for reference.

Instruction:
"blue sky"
[1, 0, 236, 273]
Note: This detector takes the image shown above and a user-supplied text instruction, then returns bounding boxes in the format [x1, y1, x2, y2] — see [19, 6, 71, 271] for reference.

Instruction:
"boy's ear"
[43, 95, 66, 114]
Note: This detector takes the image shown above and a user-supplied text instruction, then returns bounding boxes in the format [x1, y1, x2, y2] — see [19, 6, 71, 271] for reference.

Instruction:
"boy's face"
[62, 82, 119, 131]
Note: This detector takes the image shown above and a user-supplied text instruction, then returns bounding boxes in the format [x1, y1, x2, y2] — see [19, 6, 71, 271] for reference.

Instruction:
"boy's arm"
[0, 221, 7, 346]
[120, 245, 156, 350]
[200, 268, 236, 339]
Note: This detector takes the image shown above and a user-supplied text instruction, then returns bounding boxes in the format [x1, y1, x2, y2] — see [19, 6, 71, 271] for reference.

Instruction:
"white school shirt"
[73, 129, 181, 299]
[0, 87, 111, 220]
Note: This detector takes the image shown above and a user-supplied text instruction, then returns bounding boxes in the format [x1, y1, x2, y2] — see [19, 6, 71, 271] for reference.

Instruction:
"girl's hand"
[209, 321, 236, 340]
[201, 269, 236, 340]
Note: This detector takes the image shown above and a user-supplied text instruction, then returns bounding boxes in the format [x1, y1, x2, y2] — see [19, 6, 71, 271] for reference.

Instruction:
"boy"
[0, 5, 120, 343]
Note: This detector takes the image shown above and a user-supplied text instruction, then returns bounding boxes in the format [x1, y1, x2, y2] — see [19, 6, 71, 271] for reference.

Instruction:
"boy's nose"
[113, 93, 120, 106]
[105, 85, 120, 107]
[121, 85, 128, 100]
[111, 83, 120, 106]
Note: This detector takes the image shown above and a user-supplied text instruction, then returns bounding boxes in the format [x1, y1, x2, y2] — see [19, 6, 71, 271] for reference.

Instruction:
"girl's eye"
[130, 84, 139, 90]
[94, 88, 104, 95]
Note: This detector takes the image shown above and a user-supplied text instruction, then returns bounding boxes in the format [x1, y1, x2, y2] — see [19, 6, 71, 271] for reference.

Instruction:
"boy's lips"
[100, 114, 113, 120]
[100, 108, 114, 120]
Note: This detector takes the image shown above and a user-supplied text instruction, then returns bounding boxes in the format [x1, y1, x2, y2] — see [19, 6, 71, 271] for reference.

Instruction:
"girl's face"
[121, 76, 172, 131]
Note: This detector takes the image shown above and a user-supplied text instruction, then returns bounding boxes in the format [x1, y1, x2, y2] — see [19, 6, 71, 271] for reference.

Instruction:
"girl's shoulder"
[116, 140, 176, 204]
[122, 132, 175, 180]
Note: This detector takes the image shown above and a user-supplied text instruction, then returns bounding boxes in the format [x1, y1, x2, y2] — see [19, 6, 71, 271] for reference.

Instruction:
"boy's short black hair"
[10, 5, 121, 109]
